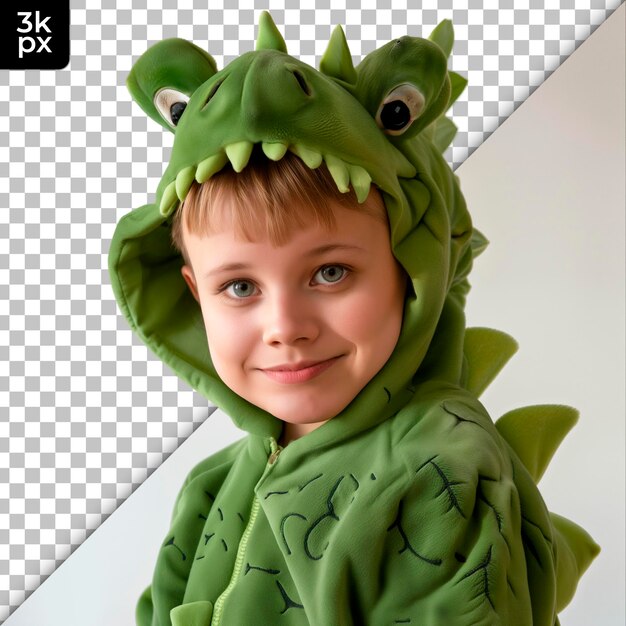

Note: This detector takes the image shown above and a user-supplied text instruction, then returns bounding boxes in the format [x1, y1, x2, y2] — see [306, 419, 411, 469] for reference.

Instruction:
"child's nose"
[261, 293, 319, 346]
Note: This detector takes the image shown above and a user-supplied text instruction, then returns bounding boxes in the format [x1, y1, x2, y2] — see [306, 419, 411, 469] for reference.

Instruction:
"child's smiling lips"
[260, 356, 343, 384]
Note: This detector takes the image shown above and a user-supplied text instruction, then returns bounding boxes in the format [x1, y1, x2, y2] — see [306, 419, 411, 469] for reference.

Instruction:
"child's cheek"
[202, 306, 254, 376]
[334, 285, 402, 339]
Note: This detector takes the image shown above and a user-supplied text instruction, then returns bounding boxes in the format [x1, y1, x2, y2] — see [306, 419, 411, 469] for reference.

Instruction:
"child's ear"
[180, 265, 200, 303]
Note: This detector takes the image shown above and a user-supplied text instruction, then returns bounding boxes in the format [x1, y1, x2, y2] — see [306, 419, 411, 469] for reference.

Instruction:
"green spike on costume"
[551, 512, 601, 611]
[495, 405, 578, 483]
[462, 327, 518, 397]
[255, 10, 288, 53]
[431, 116, 458, 153]
[428, 19, 455, 57]
[470, 227, 489, 258]
[448, 71, 469, 108]
[110, 10, 598, 625]
[320, 25, 357, 85]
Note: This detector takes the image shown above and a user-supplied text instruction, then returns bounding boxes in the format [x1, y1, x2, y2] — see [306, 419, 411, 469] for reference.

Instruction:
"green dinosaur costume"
[109, 12, 599, 625]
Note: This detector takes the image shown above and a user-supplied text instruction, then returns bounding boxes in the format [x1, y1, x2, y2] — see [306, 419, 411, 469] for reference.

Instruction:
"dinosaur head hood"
[109, 12, 482, 446]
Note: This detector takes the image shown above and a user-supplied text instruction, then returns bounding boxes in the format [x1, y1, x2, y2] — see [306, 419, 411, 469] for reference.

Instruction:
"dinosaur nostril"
[203, 78, 224, 108]
[292, 70, 311, 96]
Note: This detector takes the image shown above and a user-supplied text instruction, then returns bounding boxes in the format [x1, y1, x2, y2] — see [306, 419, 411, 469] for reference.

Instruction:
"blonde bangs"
[171, 148, 386, 263]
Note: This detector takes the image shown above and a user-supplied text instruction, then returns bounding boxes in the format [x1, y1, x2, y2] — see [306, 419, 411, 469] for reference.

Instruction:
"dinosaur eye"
[154, 88, 190, 128]
[376, 84, 425, 136]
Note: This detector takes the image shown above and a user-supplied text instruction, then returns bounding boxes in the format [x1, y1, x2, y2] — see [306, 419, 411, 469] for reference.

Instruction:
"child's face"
[180, 195, 406, 443]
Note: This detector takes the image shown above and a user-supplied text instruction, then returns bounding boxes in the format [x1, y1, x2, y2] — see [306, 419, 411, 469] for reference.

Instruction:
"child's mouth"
[261, 356, 342, 384]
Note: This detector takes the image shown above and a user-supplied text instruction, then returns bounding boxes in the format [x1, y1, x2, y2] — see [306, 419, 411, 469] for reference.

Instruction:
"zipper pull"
[268, 438, 283, 465]
[268, 446, 282, 465]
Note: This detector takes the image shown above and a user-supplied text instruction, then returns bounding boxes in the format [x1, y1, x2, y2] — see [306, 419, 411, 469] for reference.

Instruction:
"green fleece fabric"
[109, 12, 598, 625]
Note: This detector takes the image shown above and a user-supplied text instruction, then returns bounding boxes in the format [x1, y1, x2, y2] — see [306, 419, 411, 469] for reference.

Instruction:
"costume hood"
[109, 13, 482, 446]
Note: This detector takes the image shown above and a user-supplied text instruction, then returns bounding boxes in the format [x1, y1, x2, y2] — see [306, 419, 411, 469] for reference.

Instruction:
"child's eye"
[313, 265, 348, 285]
[224, 280, 258, 299]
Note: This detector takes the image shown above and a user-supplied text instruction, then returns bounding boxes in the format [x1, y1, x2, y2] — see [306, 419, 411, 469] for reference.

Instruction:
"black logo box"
[0, 3, 70, 70]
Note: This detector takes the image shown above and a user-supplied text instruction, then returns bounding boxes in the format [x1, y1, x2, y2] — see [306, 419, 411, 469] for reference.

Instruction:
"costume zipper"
[211, 437, 282, 624]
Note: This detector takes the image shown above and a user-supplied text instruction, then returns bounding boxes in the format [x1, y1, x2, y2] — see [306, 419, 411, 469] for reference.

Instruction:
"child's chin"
[245, 381, 355, 426]
[266, 398, 345, 428]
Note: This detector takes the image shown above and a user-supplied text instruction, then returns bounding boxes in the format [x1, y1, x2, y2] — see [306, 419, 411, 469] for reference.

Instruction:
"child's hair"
[170, 147, 387, 265]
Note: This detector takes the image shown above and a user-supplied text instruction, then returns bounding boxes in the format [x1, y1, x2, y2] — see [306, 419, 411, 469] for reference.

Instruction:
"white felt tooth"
[159, 181, 179, 217]
[175, 166, 197, 201]
[225, 141, 254, 172]
[348, 164, 372, 203]
[289, 144, 323, 169]
[196, 152, 229, 182]
[324, 154, 350, 193]
[262, 142, 289, 161]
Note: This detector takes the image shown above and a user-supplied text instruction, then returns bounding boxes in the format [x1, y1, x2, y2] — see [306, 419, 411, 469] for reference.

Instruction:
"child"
[109, 12, 598, 625]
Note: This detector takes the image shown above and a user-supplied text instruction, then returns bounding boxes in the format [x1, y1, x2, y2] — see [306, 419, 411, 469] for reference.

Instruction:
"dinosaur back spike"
[431, 117, 457, 153]
[425, 71, 467, 153]
[447, 71, 467, 111]
[462, 327, 518, 397]
[495, 405, 579, 483]
[470, 227, 489, 258]
[551, 512, 601, 612]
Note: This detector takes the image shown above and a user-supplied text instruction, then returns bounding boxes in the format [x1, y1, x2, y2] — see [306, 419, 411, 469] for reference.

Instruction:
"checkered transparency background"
[0, 0, 621, 619]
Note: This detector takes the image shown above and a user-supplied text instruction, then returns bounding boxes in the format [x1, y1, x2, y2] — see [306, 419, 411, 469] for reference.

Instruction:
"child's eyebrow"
[204, 262, 250, 278]
[304, 244, 366, 257]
